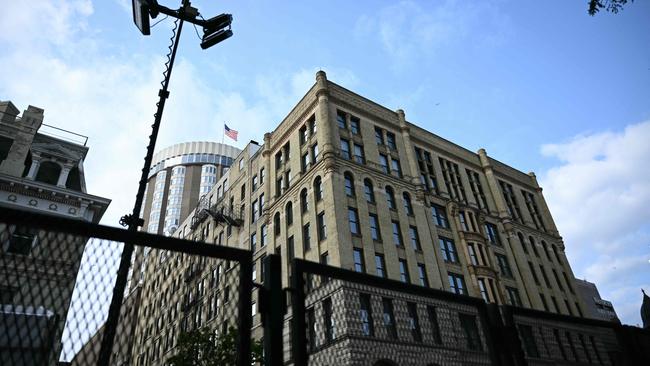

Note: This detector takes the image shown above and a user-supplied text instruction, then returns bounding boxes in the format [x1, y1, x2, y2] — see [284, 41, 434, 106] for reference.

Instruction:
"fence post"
[291, 259, 307, 365]
[262, 254, 283, 366]
[500, 306, 527, 366]
[237, 255, 253, 366]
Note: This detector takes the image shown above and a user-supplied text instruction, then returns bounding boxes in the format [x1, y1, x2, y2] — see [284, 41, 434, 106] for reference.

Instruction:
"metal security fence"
[289, 259, 499, 366]
[0, 206, 253, 366]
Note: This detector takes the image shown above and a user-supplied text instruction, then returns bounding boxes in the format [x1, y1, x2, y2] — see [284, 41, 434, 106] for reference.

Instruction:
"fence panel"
[0, 207, 252, 366]
[290, 258, 497, 366]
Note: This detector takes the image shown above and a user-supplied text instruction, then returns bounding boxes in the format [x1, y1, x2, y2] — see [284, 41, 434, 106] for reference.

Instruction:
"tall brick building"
[131, 72, 595, 365]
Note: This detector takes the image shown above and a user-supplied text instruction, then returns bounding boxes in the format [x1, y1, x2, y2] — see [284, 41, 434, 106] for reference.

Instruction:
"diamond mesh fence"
[0, 207, 252, 366]
[290, 259, 494, 366]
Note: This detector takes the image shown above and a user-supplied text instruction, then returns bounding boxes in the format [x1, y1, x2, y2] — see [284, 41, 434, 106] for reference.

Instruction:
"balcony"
[190, 194, 243, 230]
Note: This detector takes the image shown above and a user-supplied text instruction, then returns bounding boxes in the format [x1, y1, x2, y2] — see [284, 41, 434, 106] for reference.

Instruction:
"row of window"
[306, 294, 482, 351]
[519, 324, 605, 364]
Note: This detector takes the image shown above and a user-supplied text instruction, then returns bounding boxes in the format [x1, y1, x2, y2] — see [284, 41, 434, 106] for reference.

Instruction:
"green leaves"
[168, 326, 263, 366]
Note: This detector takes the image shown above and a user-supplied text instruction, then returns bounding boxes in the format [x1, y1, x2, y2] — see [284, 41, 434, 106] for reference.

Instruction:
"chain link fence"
[0, 207, 252, 366]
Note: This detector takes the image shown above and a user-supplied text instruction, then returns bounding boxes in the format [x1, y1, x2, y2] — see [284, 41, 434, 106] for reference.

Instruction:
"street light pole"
[98, 0, 235, 364]
[97, 12, 186, 366]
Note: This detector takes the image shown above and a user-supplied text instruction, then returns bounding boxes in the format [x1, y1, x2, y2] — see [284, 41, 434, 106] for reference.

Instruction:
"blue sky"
[1, 0, 649, 348]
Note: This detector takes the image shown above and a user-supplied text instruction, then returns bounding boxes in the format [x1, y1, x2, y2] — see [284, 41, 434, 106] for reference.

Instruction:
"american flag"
[224, 124, 238, 141]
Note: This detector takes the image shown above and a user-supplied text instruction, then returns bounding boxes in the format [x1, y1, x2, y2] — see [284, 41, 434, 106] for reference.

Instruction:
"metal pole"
[237, 257, 253, 366]
[291, 260, 307, 365]
[263, 254, 283, 366]
[97, 16, 185, 366]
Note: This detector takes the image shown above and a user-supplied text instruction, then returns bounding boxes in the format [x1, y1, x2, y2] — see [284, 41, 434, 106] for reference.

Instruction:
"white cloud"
[354, 0, 510, 69]
[540, 121, 650, 325]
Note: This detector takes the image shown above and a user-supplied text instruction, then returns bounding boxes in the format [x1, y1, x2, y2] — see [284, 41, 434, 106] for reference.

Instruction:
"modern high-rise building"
[575, 279, 618, 322]
[142, 141, 240, 236]
[0, 101, 110, 365]
[131, 72, 594, 365]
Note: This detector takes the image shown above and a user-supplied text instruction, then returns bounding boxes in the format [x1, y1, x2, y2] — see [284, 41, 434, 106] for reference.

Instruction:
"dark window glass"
[427, 306, 442, 344]
[375, 254, 386, 277]
[519, 324, 540, 358]
[439, 237, 458, 263]
[375, 127, 384, 145]
[359, 293, 374, 336]
[348, 208, 360, 235]
[484, 223, 501, 245]
[336, 111, 346, 129]
[382, 298, 397, 339]
[459, 313, 482, 351]
[448, 272, 466, 294]
[417, 263, 429, 287]
[344, 173, 355, 197]
[386, 132, 396, 150]
[409, 226, 421, 250]
[431, 204, 449, 228]
[399, 259, 409, 283]
[324, 298, 335, 342]
[403, 193, 413, 215]
[340, 138, 350, 159]
[364, 179, 375, 203]
[317, 211, 326, 241]
[353, 248, 365, 273]
[407, 302, 422, 342]
[386, 186, 396, 210]
[369, 214, 381, 241]
[350, 117, 360, 135]
[353, 144, 365, 164]
[496, 254, 513, 278]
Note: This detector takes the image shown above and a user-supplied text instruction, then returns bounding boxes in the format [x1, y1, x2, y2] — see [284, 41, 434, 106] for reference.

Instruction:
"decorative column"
[396, 109, 421, 186]
[26, 154, 41, 180]
[315, 71, 334, 162]
[478, 148, 509, 219]
[57, 162, 74, 188]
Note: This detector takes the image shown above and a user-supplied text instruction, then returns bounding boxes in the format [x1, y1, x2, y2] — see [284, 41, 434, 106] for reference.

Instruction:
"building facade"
[0, 101, 111, 365]
[575, 279, 618, 322]
[131, 72, 592, 365]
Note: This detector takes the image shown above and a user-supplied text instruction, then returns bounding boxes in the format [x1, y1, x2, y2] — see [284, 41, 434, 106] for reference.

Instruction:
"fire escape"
[190, 194, 243, 231]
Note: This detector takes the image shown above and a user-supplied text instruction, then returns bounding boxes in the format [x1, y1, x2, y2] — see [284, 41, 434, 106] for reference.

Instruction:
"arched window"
[529, 236, 540, 257]
[517, 232, 528, 254]
[314, 176, 323, 201]
[286, 201, 294, 226]
[300, 188, 309, 213]
[344, 172, 355, 197]
[364, 179, 375, 203]
[403, 192, 413, 215]
[541, 240, 551, 261]
[35, 161, 61, 185]
[385, 186, 396, 210]
[65, 166, 82, 191]
[552, 244, 562, 264]
[274, 212, 281, 236]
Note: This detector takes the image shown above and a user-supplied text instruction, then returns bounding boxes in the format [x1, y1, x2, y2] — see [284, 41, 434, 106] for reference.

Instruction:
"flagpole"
[222, 122, 225, 145]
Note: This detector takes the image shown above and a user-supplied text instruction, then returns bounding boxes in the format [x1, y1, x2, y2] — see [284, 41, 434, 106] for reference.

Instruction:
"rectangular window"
[386, 132, 396, 150]
[448, 272, 467, 295]
[478, 278, 490, 301]
[379, 154, 389, 174]
[417, 263, 429, 287]
[299, 125, 307, 145]
[317, 211, 326, 241]
[554, 329, 567, 360]
[307, 308, 316, 352]
[250, 233, 257, 252]
[439, 237, 458, 263]
[539, 293, 549, 311]
[369, 214, 381, 241]
[353, 248, 365, 273]
[522, 190, 546, 231]
[466, 169, 488, 210]
[431, 204, 449, 228]
[506, 286, 523, 307]
[375, 254, 386, 278]
[309, 116, 316, 135]
[359, 293, 374, 336]
[540, 265, 552, 288]
[409, 226, 421, 250]
[468, 243, 479, 265]
[392, 221, 403, 246]
[484, 223, 501, 245]
[350, 116, 360, 134]
[301, 152, 309, 172]
[302, 223, 311, 252]
[382, 298, 397, 339]
[399, 259, 410, 283]
[427, 306, 442, 344]
[500, 181, 523, 223]
[553, 269, 565, 292]
[261, 224, 267, 246]
[260, 168, 265, 183]
[375, 127, 384, 145]
[324, 298, 335, 342]
[353, 143, 365, 164]
[459, 314, 482, 351]
[340, 138, 351, 159]
[529, 261, 540, 285]
[252, 175, 258, 191]
[439, 158, 467, 203]
[252, 199, 258, 223]
[336, 110, 346, 129]
[407, 302, 422, 342]
[496, 254, 513, 278]
[519, 325, 540, 358]
[391, 158, 402, 177]
[311, 144, 319, 164]
[348, 208, 360, 235]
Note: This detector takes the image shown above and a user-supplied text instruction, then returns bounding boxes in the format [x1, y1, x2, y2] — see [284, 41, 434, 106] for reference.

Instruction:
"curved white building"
[142, 141, 240, 235]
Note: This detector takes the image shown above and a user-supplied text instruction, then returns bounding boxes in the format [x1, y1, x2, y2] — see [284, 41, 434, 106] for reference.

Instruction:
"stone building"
[0, 101, 110, 365]
[131, 72, 591, 365]
[574, 279, 618, 322]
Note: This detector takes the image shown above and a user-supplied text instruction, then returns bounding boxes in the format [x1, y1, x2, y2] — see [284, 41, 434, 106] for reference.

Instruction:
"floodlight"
[203, 13, 233, 34]
[201, 29, 233, 50]
[132, 0, 151, 35]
